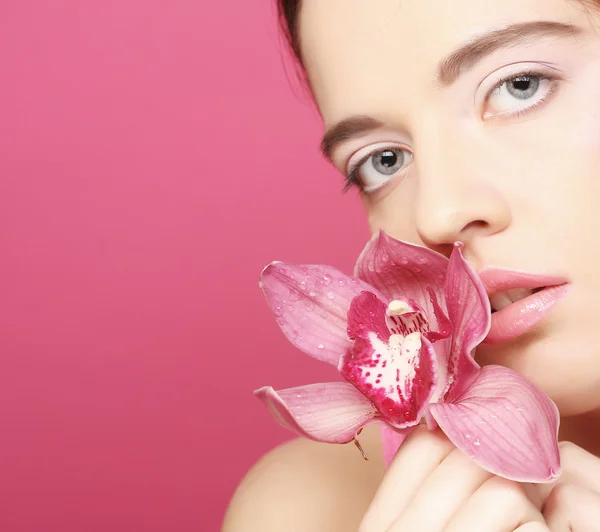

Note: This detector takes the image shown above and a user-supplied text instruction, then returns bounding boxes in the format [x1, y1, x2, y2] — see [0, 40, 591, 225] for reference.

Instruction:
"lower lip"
[484, 284, 571, 344]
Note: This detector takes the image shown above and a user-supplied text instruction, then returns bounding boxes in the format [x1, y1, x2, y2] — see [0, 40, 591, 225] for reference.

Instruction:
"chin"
[476, 326, 600, 418]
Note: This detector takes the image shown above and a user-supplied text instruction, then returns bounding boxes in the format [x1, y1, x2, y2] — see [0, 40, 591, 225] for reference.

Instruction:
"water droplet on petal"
[327, 292, 335, 300]
[338, 279, 346, 287]
[400, 257, 409, 265]
[473, 439, 481, 447]
[323, 274, 332, 286]
[465, 434, 472, 440]
[418, 257, 428, 265]
[273, 306, 284, 317]
[309, 291, 316, 297]
[289, 289, 301, 301]
[318, 344, 325, 350]
[303, 300, 316, 312]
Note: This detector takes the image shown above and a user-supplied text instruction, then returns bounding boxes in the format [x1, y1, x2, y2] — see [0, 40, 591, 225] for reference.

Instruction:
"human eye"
[344, 143, 413, 194]
[482, 67, 562, 120]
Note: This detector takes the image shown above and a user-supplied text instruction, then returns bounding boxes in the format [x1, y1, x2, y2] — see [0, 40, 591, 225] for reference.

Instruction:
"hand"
[359, 427, 549, 532]
[537, 441, 600, 531]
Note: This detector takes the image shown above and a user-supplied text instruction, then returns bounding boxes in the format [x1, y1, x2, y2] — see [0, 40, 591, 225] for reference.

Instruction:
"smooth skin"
[225, 0, 600, 529]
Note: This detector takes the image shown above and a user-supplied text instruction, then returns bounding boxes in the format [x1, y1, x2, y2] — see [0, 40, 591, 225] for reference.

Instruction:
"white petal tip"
[253, 386, 273, 397]
[260, 261, 283, 276]
[548, 466, 562, 482]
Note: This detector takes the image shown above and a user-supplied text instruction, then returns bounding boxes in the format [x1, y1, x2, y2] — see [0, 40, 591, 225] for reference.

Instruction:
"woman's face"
[299, 0, 600, 416]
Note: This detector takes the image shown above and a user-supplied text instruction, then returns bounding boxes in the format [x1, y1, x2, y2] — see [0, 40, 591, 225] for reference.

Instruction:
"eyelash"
[343, 69, 560, 193]
[483, 68, 559, 116]
[343, 150, 399, 193]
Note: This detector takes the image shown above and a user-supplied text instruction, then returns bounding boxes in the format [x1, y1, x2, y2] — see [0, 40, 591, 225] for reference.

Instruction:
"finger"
[360, 427, 454, 532]
[514, 523, 551, 532]
[537, 441, 600, 502]
[544, 483, 600, 531]
[386, 448, 493, 531]
[557, 442, 600, 493]
[444, 476, 545, 532]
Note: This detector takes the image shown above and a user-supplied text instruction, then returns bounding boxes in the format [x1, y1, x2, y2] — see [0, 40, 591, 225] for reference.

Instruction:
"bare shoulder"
[222, 424, 386, 532]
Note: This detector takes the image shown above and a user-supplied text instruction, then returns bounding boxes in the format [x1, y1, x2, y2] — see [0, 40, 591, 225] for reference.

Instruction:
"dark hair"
[277, 0, 302, 63]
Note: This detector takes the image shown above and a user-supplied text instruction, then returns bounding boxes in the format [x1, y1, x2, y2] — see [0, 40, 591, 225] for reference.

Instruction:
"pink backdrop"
[0, 1, 369, 530]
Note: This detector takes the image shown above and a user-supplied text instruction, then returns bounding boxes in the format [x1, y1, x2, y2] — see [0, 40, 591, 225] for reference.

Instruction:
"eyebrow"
[320, 20, 581, 162]
[438, 20, 580, 85]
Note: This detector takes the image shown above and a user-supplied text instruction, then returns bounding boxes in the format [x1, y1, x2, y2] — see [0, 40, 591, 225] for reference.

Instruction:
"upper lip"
[477, 267, 569, 296]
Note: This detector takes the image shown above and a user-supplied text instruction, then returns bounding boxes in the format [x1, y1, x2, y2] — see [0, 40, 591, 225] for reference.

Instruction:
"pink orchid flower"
[255, 231, 560, 483]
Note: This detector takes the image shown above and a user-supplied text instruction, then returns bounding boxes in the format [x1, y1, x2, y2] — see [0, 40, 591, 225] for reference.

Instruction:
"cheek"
[362, 178, 422, 243]
[479, 334, 600, 417]
[500, 96, 600, 260]
[539, 126, 600, 271]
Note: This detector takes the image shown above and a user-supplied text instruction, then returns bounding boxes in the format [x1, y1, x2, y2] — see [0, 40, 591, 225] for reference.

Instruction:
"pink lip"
[478, 268, 570, 344]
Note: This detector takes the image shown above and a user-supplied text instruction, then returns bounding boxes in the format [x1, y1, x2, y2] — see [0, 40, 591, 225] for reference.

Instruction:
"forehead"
[298, 0, 586, 124]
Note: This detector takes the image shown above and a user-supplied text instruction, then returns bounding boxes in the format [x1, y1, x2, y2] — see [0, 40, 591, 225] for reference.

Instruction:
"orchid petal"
[380, 423, 414, 468]
[261, 262, 381, 366]
[423, 287, 452, 343]
[254, 383, 378, 443]
[346, 291, 390, 342]
[355, 231, 449, 332]
[422, 287, 452, 398]
[443, 244, 491, 400]
[340, 333, 437, 429]
[428, 365, 561, 483]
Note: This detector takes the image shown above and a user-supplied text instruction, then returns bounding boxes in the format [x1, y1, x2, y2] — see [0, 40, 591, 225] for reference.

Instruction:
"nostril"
[463, 219, 489, 232]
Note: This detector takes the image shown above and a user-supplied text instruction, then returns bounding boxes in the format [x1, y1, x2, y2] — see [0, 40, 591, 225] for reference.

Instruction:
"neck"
[559, 409, 600, 457]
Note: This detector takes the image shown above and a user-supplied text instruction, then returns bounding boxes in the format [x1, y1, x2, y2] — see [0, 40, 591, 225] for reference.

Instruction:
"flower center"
[370, 331, 422, 389]
[354, 330, 424, 425]
[386, 300, 430, 336]
[341, 293, 436, 428]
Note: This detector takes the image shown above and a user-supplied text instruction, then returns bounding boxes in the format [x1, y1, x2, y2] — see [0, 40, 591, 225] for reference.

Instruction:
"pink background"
[0, 1, 369, 530]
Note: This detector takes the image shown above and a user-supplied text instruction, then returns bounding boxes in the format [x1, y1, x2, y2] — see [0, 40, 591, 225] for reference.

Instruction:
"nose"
[414, 133, 511, 253]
